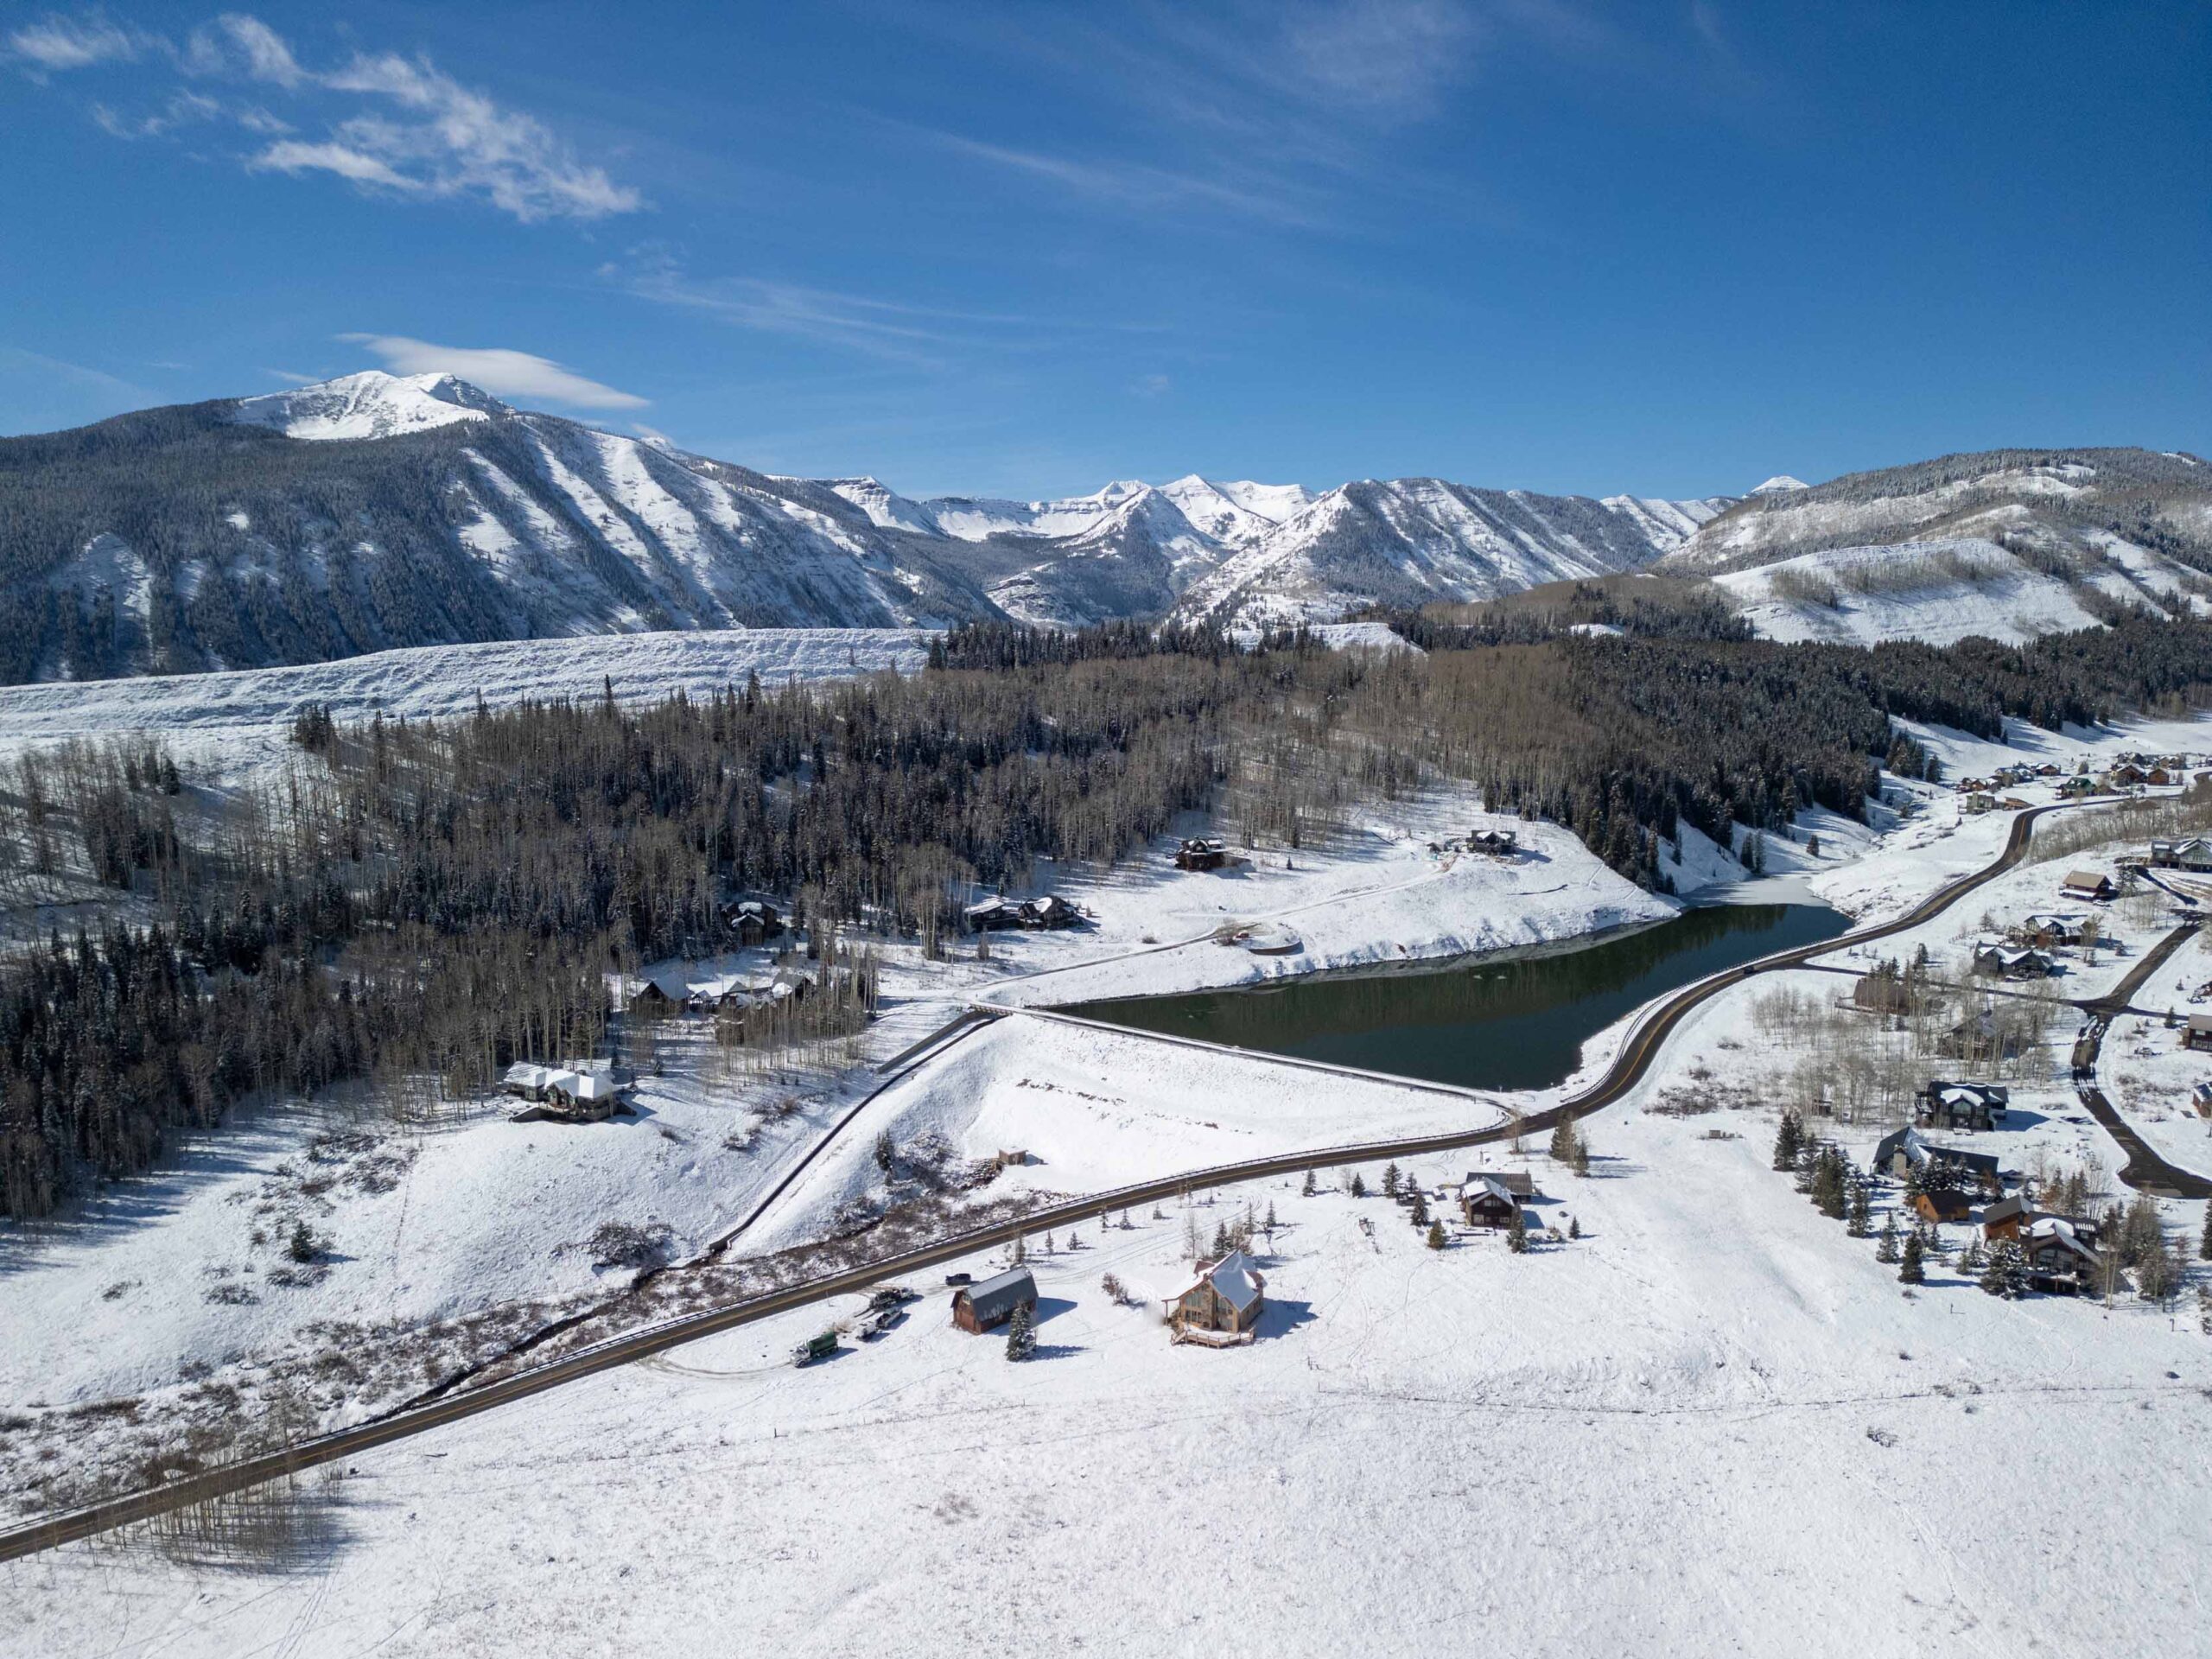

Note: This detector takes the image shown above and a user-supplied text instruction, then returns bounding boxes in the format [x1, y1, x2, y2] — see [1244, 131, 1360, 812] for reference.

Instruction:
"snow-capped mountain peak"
[231, 370, 504, 442]
[1750, 474, 1810, 495]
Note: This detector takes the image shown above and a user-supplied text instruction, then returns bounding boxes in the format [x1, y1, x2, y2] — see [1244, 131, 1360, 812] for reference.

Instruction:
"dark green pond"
[1062, 903, 1849, 1092]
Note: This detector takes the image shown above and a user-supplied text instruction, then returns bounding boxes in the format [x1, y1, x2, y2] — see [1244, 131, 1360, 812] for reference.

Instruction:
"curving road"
[0, 798, 2110, 1561]
[2069, 920, 2211, 1199]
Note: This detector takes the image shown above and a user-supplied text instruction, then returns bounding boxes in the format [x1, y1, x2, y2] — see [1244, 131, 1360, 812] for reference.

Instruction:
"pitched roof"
[2061, 869, 2111, 889]
[1180, 1249, 1265, 1314]
[1462, 1173, 1516, 1206]
[958, 1267, 1037, 1322]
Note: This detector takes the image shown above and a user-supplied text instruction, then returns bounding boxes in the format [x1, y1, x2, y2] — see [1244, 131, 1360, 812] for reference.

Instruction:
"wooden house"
[1852, 963, 1916, 1014]
[1910, 1188, 1973, 1224]
[1020, 895, 1084, 930]
[2015, 912, 2084, 949]
[2107, 764, 2148, 788]
[1467, 829, 1519, 856]
[2146, 766, 2174, 786]
[1915, 1081, 2008, 1132]
[2020, 1217, 2104, 1292]
[504, 1059, 626, 1123]
[1961, 792, 1997, 816]
[2183, 1014, 2212, 1052]
[2059, 869, 2114, 902]
[1937, 1010, 2022, 1064]
[1168, 1250, 1266, 1339]
[950, 1267, 1037, 1334]
[724, 899, 785, 947]
[2057, 776, 2099, 798]
[2151, 836, 2212, 872]
[1173, 836, 1230, 872]
[1458, 1172, 1522, 1228]
[1971, 944, 2054, 981]
[964, 897, 1027, 931]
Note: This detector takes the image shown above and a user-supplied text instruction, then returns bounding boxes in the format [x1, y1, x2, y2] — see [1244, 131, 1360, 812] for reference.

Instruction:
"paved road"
[2069, 920, 2212, 1200]
[0, 798, 2107, 1561]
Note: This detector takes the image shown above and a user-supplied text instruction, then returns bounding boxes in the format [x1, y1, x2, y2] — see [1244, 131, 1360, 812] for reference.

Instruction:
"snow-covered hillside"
[1665, 447, 2212, 644]
[1175, 477, 1731, 628]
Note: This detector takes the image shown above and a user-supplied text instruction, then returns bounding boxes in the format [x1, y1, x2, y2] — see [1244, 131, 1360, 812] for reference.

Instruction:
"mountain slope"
[1662, 447, 2212, 645]
[1175, 478, 1730, 627]
[0, 377, 1006, 682]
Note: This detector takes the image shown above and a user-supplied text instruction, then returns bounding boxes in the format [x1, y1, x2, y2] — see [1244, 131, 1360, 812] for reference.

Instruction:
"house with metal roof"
[2059, 869, 2114, 902]
[1169, 1250, 1266, 1340]
[950, 1267, 1037, 1334]
[1458, 1173, 1523, 1228]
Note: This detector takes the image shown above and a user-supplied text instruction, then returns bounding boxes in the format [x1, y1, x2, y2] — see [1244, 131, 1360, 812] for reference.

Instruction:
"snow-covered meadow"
[5, 636, 2212, 1652]
[7, 1104, 2206, 1657]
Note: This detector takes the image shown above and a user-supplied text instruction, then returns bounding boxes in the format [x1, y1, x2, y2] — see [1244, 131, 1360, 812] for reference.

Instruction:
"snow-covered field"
[8, 1103, 2205, 1657]
[5, 657, 2212, 1652]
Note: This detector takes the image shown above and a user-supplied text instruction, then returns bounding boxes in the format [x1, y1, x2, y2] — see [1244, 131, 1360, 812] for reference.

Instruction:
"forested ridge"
[8, 615, 2212, 1217]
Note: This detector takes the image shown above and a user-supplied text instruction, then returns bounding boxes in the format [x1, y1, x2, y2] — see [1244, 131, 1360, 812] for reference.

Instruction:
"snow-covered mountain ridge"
[0, 372, 1738, 680]
[1662, 447, 2212, 645]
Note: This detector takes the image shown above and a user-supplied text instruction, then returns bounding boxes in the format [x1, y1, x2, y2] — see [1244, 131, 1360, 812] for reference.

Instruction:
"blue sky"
[3, 2, 2206, 499]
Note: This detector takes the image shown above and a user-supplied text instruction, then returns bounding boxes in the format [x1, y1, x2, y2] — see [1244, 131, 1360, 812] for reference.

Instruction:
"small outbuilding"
[950, 1266, 1038, 1333]
[2183, 1014, 2212, 1052]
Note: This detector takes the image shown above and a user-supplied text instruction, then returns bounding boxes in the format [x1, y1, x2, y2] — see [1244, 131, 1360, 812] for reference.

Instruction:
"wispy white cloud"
[340, 334, 649, 410]
[5, 13, 147, 74]
[261, 367, 318, 384]
[1129, 372, 1173, 397]
[927, 130, 1325, 228]
[183, 12, 304, 86]
[24, 10, 642, 224]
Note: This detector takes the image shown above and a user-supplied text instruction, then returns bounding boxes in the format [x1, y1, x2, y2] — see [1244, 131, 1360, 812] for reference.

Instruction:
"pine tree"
[1301, 1169, 1317, 1197]
[1426, 1219, 1447, 1250]
[1567, 1216, 1580, 1241]
[1507, 1207, 1529, 1255]
[1980, 1239, 2024, 1299]
[2201, 1202, 2212, 1262]
[1847, 1183, 1872, 1238]
[1211, 1221, 1231, 1256]
[1350, 1171, 1366, 1198]
[1772, 1110, 1802, 1172]
[1012, 1232, 1027, 1265]
[1876, 1214, 1900, 1264]
[1264, 1200, 1278, 1232]
[1548, 1116, 1580, 1163]
[1382, 1161, 1401, 1198]
[1044, 1230, 1056, 1254]
[1572, 1136, 1592, 1179]
[1005, 1301, 1035, 1361]
[1898, 1231, 1925, 1284]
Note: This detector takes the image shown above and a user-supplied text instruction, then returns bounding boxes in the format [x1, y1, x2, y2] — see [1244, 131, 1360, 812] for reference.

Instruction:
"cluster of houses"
[500, 1058, 632, 1123]
[627, 963, 814, 1020]
[963, 893, 1086, 932]
[1866, 1083, 2111, 1291]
